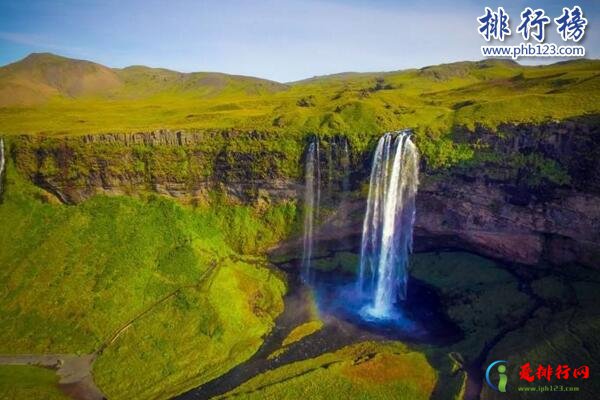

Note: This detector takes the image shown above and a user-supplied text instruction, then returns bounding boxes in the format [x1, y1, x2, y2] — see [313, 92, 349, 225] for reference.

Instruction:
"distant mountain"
[114, 66, 288, 98]
[0, 53, 121, 106]
[0, 53, 598, 136]
[0, 53, 287, 106]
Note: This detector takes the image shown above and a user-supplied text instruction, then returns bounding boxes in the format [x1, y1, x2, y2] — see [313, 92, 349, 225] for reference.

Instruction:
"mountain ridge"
[0, 52, 598, 138]
[0, 53, 288, 106]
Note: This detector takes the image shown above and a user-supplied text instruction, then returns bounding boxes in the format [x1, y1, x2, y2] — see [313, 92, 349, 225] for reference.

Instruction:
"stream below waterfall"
[175, 248, 600, 400]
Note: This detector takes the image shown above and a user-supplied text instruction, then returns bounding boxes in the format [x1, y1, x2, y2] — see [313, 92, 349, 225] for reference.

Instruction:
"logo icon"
[486, 360, 508, 392]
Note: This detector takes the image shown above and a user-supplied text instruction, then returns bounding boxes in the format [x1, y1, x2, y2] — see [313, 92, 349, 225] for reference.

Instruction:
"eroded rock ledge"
[10, 130, 303, 204]
[5, 118, 600, 268]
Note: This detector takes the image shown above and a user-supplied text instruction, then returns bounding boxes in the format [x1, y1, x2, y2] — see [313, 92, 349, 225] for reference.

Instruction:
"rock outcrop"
[416, 117, 600, 267]
[6, 117, 600, 268]
[415, 177, 599, 266]
[275, 117, 600, 269]
[10, 130, 303, 204]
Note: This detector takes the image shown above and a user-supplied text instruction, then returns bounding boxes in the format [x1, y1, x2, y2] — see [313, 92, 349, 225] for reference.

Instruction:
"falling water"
[327, 141, 334, 198]
[0, 138, 5, 196]
[301, 137, 320, 282]
[341, 137, 350, 193]
[357, 130, 419, 319]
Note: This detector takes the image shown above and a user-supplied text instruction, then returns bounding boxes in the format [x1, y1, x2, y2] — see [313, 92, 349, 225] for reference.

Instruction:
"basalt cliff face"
[416, 119, 600, 268]
[4, 117, 600, 268]
[415, 176, 599, 266]
[10, 130, 303, 205]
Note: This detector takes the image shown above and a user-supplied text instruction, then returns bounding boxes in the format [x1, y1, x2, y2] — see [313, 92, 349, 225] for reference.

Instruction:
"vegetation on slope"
[0, 54, 598, 173]
[94, 258, 286, 399]
[0, 365, 69, 400]
[220, 341, 437, 400]
[0, 53, 121, 107]
[10, 131, 305, 201]
[299, 251, 600, 399]
[0, 160, 293, 398]
[481, 266, 600, 399]
[0, 53, 286, 107]
[0, 53, 598, 399]
[410, 252, 600, 400]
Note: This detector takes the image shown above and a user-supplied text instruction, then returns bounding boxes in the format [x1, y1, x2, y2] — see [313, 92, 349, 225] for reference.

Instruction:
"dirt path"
[97, 261, 219, 355]
[0, 262, 220, 400]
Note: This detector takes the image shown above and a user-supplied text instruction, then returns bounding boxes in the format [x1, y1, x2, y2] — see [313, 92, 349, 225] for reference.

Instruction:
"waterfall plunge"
[301, 137, 320, 282]
[358, 130, 419, 319]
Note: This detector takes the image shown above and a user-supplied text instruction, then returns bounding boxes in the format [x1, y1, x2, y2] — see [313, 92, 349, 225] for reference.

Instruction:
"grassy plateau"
[0, 53, 599, 169]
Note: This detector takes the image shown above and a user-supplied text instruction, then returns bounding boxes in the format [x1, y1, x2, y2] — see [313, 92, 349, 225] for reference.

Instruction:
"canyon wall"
[5, 117, 600, 268]
[9, 130, 303, 204]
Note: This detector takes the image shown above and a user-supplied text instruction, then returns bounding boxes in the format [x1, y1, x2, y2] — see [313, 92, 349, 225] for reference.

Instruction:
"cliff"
[4, 116, 599, 268]
[9, 130, 303, 204]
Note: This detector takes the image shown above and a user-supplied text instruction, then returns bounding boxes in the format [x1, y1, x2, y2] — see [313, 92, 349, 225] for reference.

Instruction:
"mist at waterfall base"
[299, 131, 432, 335]
[309, 270, 458, 342]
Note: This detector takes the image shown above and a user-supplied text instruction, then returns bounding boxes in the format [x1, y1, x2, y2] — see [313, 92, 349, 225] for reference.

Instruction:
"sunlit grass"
[0, 365, 69, 400]
[220, 341, 437, 400]
[1, 59, 598, 168]
[0, 160, 294, 398]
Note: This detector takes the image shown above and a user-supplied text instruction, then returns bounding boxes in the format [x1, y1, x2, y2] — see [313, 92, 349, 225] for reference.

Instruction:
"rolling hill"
[0, 53, 599, 400]
[0, 53, 598, 137]
[0, 53, 598, 168]
[0, 53, 287, 107]
[0, 53, 122, 106]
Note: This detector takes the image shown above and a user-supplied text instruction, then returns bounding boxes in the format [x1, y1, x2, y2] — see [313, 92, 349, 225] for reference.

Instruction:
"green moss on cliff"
[0, 161, 294, 399]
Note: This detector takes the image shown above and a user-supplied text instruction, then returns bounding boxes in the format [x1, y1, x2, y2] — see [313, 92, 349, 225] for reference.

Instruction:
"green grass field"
[93, 258, 286, 399]
[0, 160, 293, 399]
[0, 365, 69, 400]
[1, 54, 599, 170]
[1, 53, 598, 399]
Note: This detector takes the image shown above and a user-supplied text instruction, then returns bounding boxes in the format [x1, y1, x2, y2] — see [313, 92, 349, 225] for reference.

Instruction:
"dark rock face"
[453, 119, 600, 194]
[418, 117, 600, 267]
[8, 118, 600, 268]
[415, 177, 599, 266]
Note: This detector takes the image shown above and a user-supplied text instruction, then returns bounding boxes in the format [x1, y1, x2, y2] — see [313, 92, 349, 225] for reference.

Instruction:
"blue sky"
[0, 0, 597, 82]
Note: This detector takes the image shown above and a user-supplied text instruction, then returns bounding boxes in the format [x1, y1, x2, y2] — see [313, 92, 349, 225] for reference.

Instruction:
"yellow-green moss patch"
[221, 341, 437, 400]
[0, 365, 69, 400]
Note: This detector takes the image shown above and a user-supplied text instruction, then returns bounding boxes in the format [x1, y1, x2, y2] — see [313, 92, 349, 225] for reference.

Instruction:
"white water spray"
[301, 137, 320, 282]
[358, 130, 419, 318]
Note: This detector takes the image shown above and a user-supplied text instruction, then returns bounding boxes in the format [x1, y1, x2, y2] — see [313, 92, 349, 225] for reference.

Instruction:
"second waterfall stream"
[358, 130, 420, 319]
[301, 137, 320, 283]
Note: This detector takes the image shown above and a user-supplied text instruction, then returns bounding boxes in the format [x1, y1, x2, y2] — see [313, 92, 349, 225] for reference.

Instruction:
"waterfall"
[0, 138, 5, 196]
[358, 130, 419, 318]
[341, 137, 350, 193]
[301, 137, 320, 282]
